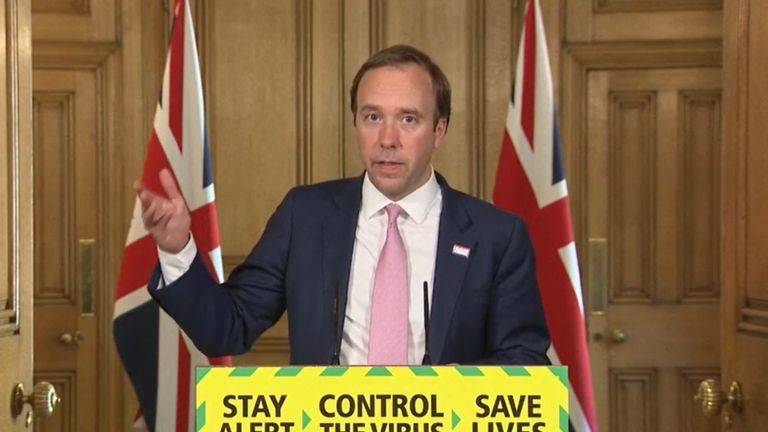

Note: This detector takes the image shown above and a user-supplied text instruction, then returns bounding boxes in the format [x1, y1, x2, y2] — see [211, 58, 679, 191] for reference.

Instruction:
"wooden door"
[30, 0, 125, 429]
[718, 0, 768, 429]
[0, 0, 36, 429]
[562, 1, 724, 430]
[584, 66, 722, 432]
[31, 66, 101, 432]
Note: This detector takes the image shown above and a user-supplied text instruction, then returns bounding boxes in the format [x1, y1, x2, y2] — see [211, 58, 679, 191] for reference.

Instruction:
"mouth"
[375, 160, 402, 166]
[372, 160, 404, 174]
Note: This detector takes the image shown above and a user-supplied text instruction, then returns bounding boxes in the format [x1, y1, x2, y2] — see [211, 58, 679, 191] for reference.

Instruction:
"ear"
[433, 118, 448, 149]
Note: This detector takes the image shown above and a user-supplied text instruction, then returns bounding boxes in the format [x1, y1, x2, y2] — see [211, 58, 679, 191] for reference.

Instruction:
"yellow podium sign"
[195, 366, 568, 432]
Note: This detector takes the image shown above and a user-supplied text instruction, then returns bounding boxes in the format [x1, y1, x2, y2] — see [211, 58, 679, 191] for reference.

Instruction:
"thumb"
[158, 168, 183, 202]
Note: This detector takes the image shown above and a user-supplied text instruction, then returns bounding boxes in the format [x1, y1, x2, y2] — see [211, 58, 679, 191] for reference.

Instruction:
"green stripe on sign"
[196, 367, 211, 384]
[366, 367, 392, 376]
[196, 402, 206, 431]
[559, 406, 568, 432]
[409, 366, 438, 376]
[320, 367, 349, 377]
[275, 367, 303, 377]
[302, 410, 312, 429]
[549, 366, 569, 389]
[455, 366, 484, 376]
[229, 367, 258, 377]
[501, 366, 530, 377]
[451, 410, 461, 429]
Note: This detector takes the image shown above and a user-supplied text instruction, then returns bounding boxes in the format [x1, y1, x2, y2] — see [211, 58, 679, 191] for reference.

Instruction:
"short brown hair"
[350, 44, 451, 130]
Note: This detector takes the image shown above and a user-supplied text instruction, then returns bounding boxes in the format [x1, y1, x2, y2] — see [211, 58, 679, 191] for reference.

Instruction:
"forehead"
[356, 64, 435, 110]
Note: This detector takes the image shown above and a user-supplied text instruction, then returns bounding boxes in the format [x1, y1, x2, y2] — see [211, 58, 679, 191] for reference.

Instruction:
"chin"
[372, 180, 404, 199]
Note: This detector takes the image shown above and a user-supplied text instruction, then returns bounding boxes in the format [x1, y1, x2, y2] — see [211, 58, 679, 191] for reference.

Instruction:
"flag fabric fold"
[113, 1, 230, 430]
[493, 1, 597, 431]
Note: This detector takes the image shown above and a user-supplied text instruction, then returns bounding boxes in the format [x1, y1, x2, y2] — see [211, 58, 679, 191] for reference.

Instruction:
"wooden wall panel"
[594, 0, 720, 13]
[32, 0, 115, 42]
[721, 1, 768, 429]
[32, 92, 75, 303]
[200, 1, 307, 365]
[609, 91, 656, 303]
[566, 0, 721, 42]
[32, 0, 87, 14]
[310, 0, 344, 183]
[340, 1, 373, 178]
[482, 0, 519, 200]
[745, 0, 768, 305]
[609, 368, 657, 432]
[381, 0, 475, 194]
[205, 1, 299, 260]
[680, 90, 720, 301]
[728, 0, 768, 337]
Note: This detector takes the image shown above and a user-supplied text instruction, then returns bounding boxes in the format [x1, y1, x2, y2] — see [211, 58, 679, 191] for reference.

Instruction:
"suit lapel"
[430, 175, 474, 363]
[322, 177, 363, 362]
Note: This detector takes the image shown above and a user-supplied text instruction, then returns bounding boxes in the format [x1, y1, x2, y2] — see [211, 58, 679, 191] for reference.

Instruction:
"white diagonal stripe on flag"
[493, 1, 597, 431]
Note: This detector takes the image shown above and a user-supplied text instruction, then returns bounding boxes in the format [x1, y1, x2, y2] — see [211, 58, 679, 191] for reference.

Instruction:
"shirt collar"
[361, 169, 441, 224]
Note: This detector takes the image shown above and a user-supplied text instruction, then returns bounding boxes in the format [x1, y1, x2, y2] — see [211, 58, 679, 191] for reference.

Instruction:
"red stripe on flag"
[176, 334, 191, 432]
[115, 235, 158, 300]
[190, 201, 221, 278]
[494, 130, 597, 430]
[141, 130, 174, 196]
[520, 1, 537, 149]
[208, 355, 231, 366]
[169, 0, 185, 151]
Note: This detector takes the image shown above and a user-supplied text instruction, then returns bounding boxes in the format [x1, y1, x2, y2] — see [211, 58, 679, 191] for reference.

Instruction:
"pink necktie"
[368, 204, 408, 365]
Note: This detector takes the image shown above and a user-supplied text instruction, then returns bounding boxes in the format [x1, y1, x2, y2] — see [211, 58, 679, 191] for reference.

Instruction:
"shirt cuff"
[157, 234, 198, 287]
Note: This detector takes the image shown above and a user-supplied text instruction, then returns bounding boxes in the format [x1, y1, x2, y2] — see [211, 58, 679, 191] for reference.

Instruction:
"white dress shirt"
[158, 169, 443, 365]
[341, 171, 441, 365]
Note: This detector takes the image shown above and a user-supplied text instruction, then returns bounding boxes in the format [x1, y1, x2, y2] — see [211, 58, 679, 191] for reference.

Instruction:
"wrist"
[160, 232, 191, 254]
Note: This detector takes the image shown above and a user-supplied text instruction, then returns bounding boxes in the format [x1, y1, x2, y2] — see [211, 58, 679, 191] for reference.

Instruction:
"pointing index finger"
[159, 168, 183, 201]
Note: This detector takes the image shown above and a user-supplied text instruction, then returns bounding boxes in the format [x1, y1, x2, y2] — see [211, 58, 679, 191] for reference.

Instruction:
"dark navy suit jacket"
[149, 173, 550, 365]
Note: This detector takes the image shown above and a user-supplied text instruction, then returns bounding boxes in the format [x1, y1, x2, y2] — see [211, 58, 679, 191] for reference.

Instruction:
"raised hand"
[135, 168, 191, 254]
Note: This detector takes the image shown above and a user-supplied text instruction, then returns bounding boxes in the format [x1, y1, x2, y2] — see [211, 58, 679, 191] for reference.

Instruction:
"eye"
[402, 115, 418, 125]
[363, 112, 381, 122]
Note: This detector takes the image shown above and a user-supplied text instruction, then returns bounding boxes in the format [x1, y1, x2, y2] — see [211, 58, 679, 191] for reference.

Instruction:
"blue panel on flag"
[203, 130, 213, 188]
[551, 117, 564, 184]
[114, 300, 160, 429]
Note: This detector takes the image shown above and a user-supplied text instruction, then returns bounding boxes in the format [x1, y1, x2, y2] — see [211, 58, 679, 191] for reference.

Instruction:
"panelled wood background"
[721, 0, 768, 429]
[0, 0, 34, 430]
[29, 0, 727, 430]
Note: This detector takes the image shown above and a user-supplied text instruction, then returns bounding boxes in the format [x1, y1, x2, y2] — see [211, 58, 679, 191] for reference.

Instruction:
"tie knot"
[385, 203, 403, 224]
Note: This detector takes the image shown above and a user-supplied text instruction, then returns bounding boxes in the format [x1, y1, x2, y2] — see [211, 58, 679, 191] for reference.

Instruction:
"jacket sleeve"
[148, 189, 296, 357]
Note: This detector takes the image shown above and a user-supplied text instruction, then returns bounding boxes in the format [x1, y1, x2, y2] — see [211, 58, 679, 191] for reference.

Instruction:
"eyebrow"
[358, 104, 425, 118]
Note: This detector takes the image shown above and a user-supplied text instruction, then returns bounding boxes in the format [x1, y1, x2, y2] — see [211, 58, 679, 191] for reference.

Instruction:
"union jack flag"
[493, 1, 597, 431]
[113, 0, 230, 430]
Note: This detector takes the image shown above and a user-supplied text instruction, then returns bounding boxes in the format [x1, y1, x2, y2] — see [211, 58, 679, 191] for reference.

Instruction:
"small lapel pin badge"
[452, 244, 471, 258]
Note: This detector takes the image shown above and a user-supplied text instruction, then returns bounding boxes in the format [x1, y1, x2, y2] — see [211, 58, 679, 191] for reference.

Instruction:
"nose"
[378, 120, 400, 149]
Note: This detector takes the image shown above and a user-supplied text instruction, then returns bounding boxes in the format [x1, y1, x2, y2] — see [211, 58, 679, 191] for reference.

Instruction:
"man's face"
[355, 64, 447, 201]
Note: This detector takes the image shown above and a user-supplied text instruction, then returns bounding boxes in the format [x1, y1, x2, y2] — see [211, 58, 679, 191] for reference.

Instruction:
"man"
[138, 44, 549, 365]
